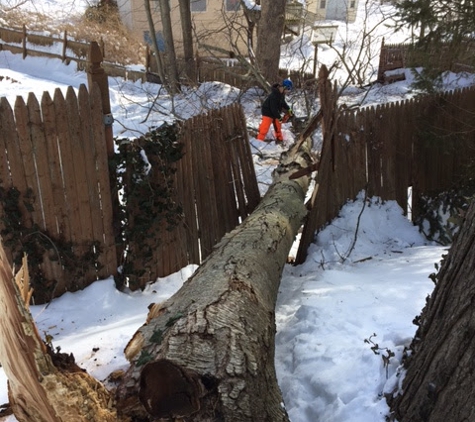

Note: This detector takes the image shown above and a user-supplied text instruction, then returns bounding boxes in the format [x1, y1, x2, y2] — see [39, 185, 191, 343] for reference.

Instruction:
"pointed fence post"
[86, 41, 114, 157]
[86, 41, 123, 275]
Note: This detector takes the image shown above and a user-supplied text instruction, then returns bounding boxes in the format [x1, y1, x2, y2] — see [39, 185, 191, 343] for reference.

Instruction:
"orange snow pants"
[257, 116, 283, 141]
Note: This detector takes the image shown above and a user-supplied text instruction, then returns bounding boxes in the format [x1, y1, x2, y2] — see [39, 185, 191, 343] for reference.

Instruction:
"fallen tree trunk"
[0, 139, 314, 422]
[115, 142, 314, 421]
[0, 247, 122, 422]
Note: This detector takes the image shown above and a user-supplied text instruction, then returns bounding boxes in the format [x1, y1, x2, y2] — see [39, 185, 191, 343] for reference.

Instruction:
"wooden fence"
[378, 38, 475, 82]
[0, 25, 148, 82]
[123, 103, 261, 289]
[0, 24, 313, 89]
[0, 84, 117, 303]
[295, 76, 475, 264]
[0, 82, 259, 302]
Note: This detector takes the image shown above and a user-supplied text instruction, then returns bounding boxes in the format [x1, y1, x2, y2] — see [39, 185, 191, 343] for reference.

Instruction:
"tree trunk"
[0, 248, 122, 422]
[178, 0, 196, 83]
[0, 139, 315, 421]
[115, 143, 314, 421]
[144, 0, 167, 85]
[256, 0, 286, 83]
[388, 199, 475, 422]
[159, 0, 181, 94]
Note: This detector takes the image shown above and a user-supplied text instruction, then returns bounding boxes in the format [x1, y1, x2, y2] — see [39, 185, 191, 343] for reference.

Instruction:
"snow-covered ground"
[1, 0, 472, 420]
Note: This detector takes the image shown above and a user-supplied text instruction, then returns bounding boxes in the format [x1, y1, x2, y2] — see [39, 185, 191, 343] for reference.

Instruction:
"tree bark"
[178, 0, 196, 83]
[256, 0, 286, 83]
[0, 247, 123, 422]
[388, 199, 475, 422]
[115, 143, 314, 421]
[158, 0, 181, 93]
[0, 138, 314, 421]
[144, 0, 166, 85]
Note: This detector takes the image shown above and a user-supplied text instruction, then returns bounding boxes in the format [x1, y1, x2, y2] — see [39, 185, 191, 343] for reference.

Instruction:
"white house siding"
[117, 0, 248, 57]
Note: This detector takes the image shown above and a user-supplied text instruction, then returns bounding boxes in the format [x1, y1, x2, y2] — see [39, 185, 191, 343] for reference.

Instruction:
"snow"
[0, 0, 471, 421]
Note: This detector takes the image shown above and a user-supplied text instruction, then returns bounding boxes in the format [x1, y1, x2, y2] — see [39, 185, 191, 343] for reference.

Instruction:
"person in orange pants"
[257, 79, 293, 142]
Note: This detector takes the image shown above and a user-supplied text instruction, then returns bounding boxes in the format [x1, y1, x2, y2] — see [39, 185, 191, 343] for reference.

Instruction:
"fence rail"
[0, 25, 149, 82]
[0, 24, 314, 89]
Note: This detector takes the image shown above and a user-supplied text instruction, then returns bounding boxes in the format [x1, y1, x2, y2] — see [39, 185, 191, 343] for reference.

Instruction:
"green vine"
[111, 122, 185, 290]
[414, 178, 475, 245]
[0, 186, 102, 304]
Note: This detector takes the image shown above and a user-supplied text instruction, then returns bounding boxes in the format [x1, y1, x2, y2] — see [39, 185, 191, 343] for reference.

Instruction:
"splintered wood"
[0, 242, 122, 422]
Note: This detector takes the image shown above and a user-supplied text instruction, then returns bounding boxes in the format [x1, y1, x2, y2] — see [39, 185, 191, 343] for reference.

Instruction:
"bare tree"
[256, 0, 286, 83]
[158, 0, 180, 93]
[144, 0, 166, 85]
[329, 0, 396, 90]
[178, 0, 196, 83]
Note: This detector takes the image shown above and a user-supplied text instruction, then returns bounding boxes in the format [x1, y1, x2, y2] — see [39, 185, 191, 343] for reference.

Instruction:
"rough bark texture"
[115, 143, 313, 421]
[256, 0, 286, 83]
[0, 245, 123, 422]
[389, 200, 475, 422]
[158, 0, 180, 93]
[178, 0, 196, 83]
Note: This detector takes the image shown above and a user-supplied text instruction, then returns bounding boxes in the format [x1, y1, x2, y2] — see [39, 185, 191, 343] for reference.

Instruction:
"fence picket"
[65, 86, 98, 283]
[178, 123, 200, 264]
[27, 92, 56, 233]
[0, 99, 14, 189]
[41, 91, 71, 240]
[78, 84, 106, 279]
[89, 84, 117, 277]
[14, 96, 42, 228]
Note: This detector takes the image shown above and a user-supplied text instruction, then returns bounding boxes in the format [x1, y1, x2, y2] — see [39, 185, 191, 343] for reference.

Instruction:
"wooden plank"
[332, 116, 346, 207]
[380, 102, 397, 201]
[346, 111, 366, 199]
[0, 98, 27, 195]
[0, 103, 12, 188]
[213, 106, 239, 232]
[365, 106, 379, 198]
[89, 84, 118, 278]
[41, 90, 74, 294]
[65, 86, 96, 285]
[27, 92, 56, 234]
[229, 136, 248, 222]
[53, 88, 81, 246]
[393, 101, 409, 214]
[14, 96, 43, 229]
[0, 98, 14, 262]
[171, 160, 192, 271]
[233, 104, 261, 214]
[191, 114, 216, 259]
[77, 84, 104, 280]
[41, 91, 71, 241]
[178, 124, 200, 264]
[27, 92, 64, 289]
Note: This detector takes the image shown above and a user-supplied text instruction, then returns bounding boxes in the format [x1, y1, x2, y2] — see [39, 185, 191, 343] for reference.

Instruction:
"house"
[116, 0, 358, 58]
[307, 0, 358, 22]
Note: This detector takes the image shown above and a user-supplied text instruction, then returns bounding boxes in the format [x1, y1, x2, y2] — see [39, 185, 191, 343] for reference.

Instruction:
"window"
[225, 0, 240, 11]
[191, 0, 206, 12]
[350, 0, 356, 7]
[320, 0, 326, 8]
